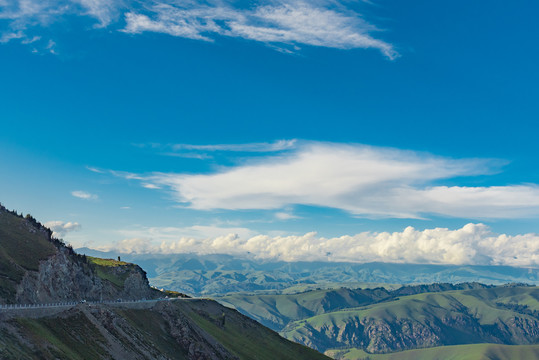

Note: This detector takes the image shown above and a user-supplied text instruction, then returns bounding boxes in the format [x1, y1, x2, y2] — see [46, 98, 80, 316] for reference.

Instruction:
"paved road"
[0, 297, 190, 312]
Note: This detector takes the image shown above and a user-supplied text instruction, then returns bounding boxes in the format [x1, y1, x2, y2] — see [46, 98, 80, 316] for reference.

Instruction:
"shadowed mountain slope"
[0, 299, 330, 360]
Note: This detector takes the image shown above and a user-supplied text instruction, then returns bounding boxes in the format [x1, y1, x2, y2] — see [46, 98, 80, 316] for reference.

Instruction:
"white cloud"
[44, 220, 82, 238]
[103, 223, 539, 267]
[171, 139, 297, 152]
[116, 224, 256, 243]
[86, 166, 105, 173]
[0, 31, 23, 43]
[0, 0, 398, 58]
[123, 1, 398, 58]
[70, 0, 118, 26]
[106, 224, 256, 254]
[162, 152, 212, 160]
[142, 183, 161, 189]
[136, 142, 539, 220]
[275, 212, 300, 220]
[71, 190, 98, 200]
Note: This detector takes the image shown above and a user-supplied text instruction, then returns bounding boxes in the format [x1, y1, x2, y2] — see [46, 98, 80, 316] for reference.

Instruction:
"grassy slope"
[286, 286, 539, 327]
[14, 314, 109, 360]
[219, 287, 392, 330]
[0, 211, 57, 302]
[0, 300, 330, 360]
[116, 308, 188, 359]
[327, 344, 539, 360]
[281, 286, 539, 352]
[176, 300, 330, 360]
[87, 256, 136, 288]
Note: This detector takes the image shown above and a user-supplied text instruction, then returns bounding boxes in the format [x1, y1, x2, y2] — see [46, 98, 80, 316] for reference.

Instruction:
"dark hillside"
[0, 204, 160, 304]
[0, 296, 331, 359]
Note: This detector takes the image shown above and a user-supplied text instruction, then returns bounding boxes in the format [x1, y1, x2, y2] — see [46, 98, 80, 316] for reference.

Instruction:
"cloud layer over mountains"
[107, 223, 539, 267]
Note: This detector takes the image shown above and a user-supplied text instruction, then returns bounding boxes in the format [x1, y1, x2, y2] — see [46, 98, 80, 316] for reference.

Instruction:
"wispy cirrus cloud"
[123, 1, 399, 58]
[113, 141, 539, 220]
[86, 166, 105, 173]
[0, 0, 398, 58]
[71, 190, 98, 200]
[103, 223, 539, 267]
[137, 139, 297, 160]
[170, 139, 297, 152]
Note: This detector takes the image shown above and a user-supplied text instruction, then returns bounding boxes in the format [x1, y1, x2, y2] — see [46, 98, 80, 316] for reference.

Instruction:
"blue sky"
[1, 0, 539, 266]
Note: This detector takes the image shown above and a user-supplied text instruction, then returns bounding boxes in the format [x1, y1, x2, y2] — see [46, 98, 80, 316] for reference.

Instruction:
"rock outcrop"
[0, 204, 159, 304]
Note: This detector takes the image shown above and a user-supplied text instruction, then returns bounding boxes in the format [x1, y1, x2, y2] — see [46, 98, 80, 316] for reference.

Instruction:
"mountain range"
[77, 249, 539, 296]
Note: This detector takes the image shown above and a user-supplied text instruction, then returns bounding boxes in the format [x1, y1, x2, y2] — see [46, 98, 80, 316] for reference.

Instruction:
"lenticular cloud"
[146, 142, 539, 220]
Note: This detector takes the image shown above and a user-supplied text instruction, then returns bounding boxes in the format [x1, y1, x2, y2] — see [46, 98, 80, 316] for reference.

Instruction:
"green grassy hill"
[281, 286, 539, 354]
[0, 207, 58, 302]
[327, 343, 539, 360]
[217, 283, 493, 331]
[218, 287, 393, 330]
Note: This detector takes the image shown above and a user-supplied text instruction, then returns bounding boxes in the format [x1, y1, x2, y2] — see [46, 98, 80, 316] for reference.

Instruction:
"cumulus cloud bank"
[138, 142, 539, 219]
[0, 0, 397, 57]
[44, 220, 82, 238]
[104, 224, 539, 267]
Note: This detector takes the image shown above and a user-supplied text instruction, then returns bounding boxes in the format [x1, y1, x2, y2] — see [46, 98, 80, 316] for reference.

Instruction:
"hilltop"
[0, 204, 160, 304]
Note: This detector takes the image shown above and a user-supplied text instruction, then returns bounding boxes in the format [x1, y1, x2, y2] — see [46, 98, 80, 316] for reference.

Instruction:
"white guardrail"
[0, 298, 174, 311]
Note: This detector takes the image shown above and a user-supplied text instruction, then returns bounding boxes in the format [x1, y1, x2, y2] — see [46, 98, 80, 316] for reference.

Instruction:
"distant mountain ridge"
[77, 248, 539, 296]
[217, 282, 497, 331]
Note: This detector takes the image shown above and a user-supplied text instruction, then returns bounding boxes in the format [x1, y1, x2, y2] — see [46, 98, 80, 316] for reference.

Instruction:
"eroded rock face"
[284, 314, 539, 354]
[17, 247, 99, 303]
[16, 247, 158, 304]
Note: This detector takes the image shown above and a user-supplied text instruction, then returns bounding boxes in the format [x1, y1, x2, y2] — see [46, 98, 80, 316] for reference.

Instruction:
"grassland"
[11, 314, 109, 359]
[218, 287, 394, 330]
[87, 257, 130, 267]
[281, 286, 539, 354]
[0, 210, 57, 302]
[87, 256, 136, 288]
[175, 299, 330, 360]
[326, 344, 539, 360]
[0, 300, 331, 360]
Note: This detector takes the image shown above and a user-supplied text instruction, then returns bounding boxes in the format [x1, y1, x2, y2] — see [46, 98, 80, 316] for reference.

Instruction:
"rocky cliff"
[0, 204, 159, 304]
